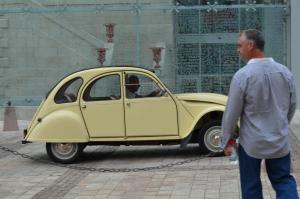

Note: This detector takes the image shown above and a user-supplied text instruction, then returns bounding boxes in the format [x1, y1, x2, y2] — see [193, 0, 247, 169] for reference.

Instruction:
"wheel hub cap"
[204, 126, 222, 152]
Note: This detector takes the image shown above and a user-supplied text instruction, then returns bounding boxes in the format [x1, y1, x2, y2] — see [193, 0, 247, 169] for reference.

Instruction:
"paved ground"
[0, 111, 300, 199]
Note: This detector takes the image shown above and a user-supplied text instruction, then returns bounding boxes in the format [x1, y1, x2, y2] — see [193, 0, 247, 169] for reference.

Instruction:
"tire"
[198, 120, 223, 154]
[46, 143, 83, 164]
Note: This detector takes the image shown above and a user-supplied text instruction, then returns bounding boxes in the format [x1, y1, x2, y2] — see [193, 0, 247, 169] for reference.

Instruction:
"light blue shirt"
[221, 58, 297, 159]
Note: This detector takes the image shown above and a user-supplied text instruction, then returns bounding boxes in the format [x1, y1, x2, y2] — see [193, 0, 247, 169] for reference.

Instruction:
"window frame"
[124, 72, 165, 99]
[54, 77, 83, 104]
[83, 73, 121, 102]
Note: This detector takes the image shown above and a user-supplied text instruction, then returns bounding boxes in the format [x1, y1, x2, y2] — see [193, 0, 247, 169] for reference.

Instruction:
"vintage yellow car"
[23, 66, 227, 163]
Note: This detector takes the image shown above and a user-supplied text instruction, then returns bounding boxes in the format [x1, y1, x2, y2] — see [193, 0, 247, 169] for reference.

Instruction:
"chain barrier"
[0, 144, 217, 173]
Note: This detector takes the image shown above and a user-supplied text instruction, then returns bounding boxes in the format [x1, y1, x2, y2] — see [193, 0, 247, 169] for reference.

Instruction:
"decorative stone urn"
[150, 47, 164, 68]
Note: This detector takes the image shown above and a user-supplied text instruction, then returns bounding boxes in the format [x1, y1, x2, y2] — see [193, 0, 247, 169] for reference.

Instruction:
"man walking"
[221, 29, 299, 199]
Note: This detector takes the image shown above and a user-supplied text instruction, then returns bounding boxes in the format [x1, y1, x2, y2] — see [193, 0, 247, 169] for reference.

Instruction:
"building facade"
[0, 0, 298, 120]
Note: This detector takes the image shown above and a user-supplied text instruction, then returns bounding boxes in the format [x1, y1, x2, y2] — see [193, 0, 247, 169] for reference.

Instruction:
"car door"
[80, 73, 125, 138]
[124, 72, 178, 137]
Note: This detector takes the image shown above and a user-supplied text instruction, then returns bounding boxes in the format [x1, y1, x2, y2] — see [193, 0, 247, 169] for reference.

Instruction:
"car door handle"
[126, 102, 131, 107]
[82, 105, 87, 109]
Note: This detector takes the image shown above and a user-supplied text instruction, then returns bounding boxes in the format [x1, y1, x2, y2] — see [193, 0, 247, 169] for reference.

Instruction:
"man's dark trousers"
[238, 145, 299, 199]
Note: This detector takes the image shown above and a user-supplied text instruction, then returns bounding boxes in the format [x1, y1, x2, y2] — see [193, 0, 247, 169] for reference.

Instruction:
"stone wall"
[0, 17, 9, 100]
[0, 0, 175, 105]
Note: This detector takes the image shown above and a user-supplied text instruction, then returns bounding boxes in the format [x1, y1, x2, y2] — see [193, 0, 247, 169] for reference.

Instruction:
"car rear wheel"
[46, 143, 83, 163]
[198, 120, 223, 154]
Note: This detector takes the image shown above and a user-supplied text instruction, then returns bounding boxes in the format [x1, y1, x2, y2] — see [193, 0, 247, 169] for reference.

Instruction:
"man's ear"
[248, 40, 255, 50]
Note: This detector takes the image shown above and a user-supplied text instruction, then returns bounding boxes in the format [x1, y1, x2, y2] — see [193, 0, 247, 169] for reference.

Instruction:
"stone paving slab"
[0, 117, 300, 199]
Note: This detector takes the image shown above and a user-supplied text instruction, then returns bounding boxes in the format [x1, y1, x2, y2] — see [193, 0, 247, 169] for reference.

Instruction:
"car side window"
[83, 74, 121, 101]
[54, 77, 83, 104]
[125, 73, 163, 99]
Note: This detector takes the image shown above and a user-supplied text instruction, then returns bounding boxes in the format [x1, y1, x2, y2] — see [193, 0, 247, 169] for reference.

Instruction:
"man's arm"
[288, 76, 297, 123]
[221, 77, 244, 151]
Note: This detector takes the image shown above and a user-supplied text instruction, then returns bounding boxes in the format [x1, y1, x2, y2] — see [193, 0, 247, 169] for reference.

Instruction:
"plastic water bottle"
[229, 145, 238, 165]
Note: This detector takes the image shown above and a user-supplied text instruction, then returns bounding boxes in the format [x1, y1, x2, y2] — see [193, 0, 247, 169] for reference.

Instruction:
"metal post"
[135, 0, 141, 66]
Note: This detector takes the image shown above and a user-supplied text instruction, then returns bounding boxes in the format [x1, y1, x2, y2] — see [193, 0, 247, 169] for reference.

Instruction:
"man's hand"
[147, 89, 162, 97]
[109, 95, 119, 100]
[223, 138, 236, 156]
[224, 144, 234, 156]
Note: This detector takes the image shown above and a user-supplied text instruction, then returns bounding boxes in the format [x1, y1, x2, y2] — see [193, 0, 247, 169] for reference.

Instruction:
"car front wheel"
[46, 143, 83, 163]
[198, 120, 223, 154]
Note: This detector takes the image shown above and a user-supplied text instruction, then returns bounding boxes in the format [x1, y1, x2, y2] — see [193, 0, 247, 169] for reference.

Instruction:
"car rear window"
[54, 77, 83, 104]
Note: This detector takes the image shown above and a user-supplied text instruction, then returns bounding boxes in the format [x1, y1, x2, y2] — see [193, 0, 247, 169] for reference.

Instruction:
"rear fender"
[26, 109, 89, 143]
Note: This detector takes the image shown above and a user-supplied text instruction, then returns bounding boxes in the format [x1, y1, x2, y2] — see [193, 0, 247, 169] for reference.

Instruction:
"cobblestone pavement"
[0, 117, 300, 199]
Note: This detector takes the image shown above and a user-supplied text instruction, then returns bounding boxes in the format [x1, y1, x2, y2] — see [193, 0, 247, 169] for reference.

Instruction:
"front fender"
[26, 109, 89, 143]
[182, 105, 225, 138]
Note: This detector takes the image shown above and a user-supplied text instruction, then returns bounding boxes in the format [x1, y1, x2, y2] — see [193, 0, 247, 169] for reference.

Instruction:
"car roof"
[46, 66, 155, 98]
[71, 66, 154, 77]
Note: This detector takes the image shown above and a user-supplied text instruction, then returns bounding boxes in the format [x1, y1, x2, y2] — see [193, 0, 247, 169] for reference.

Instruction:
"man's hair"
[242, 29, 265, 51]
[126, 75, 139, 84]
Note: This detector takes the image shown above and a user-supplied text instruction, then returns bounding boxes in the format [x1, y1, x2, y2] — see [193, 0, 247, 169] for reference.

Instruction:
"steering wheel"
[63, 93, 76, 102]
[156, 89, 166, 97]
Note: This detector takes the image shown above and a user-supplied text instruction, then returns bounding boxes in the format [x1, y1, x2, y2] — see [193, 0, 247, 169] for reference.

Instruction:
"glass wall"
[175, 0, 288, 93]
[0, 0, 289, 106]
